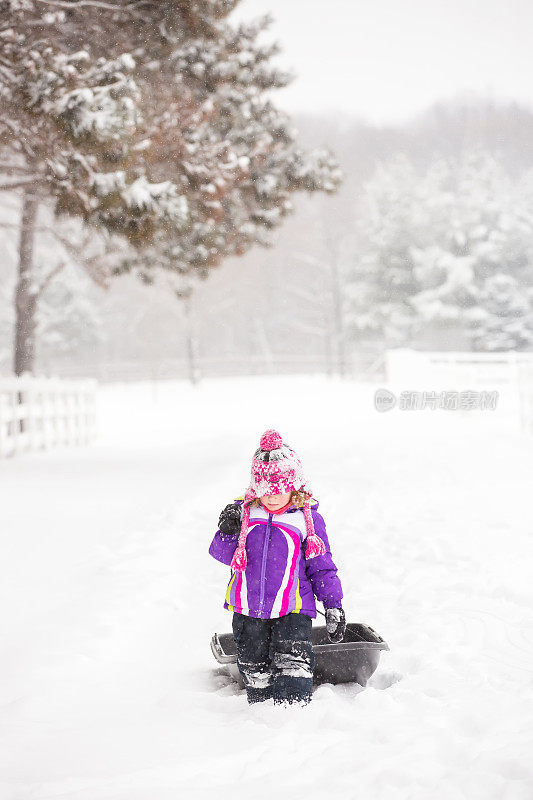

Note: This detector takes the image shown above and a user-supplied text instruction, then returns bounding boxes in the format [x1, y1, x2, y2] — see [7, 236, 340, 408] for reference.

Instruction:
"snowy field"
[1, 375, 532, 800]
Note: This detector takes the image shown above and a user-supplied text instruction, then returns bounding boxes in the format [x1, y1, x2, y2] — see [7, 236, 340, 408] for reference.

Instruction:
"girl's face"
[261, 492, 291, 511]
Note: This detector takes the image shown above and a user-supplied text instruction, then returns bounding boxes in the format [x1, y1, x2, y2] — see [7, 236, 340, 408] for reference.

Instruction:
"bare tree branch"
[0, 120, 36, 159]
[36, 261, 67, 297]
[50, 227, 113, 289]
[35, 0, 143, 12]
[0, 164, 33, 175]
[0, 221, 71, 232]
[0, 179, 42, 191]
[284, 283, 325, 305]
[286, 317, 327, 336]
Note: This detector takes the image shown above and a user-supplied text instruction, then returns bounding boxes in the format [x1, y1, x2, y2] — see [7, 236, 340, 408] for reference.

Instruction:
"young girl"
[209, 429, 345, 706]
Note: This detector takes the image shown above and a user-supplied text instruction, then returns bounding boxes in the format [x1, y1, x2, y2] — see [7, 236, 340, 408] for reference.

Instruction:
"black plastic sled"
[211, 622, 389, 688]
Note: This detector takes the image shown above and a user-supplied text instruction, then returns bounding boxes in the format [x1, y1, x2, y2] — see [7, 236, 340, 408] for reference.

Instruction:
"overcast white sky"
[234, 0, 533, 124]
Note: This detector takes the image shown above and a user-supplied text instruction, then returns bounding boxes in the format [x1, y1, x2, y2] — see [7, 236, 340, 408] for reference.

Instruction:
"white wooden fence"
[0, 376, 97, 458]
[385, 349, 533, 433]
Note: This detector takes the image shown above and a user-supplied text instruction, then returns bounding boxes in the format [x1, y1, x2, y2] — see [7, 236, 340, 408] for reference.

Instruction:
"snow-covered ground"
[1, 376, 532, 800]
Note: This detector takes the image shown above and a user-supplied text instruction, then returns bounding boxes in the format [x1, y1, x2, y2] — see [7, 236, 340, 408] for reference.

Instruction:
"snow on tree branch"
[1, 0, 341, 280]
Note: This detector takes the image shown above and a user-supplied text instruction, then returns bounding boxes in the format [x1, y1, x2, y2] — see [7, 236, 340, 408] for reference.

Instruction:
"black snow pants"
[232, 612, 315, 705]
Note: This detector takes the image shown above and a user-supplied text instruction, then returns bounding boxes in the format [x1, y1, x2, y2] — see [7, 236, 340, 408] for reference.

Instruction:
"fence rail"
[386, 348, 533, 384]
[27, 349, 387, 382]
[0, 376, 97, 458]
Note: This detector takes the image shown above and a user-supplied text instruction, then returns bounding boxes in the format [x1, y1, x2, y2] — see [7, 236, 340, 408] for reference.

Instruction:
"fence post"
[10, 389, 20, 455]
[0, 392, 5, 458]
[0, 377, 98, 457]
[26, 383, 37, 450]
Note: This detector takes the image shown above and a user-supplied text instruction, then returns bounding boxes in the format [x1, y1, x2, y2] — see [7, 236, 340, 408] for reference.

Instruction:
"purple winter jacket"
[208, 499, 343, 620]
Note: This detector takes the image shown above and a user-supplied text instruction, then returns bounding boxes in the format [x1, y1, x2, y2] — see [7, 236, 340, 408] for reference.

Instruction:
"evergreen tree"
[343, 155, 426, 346]
[345, 150, 533, 351]
[469, 274, 533, 351]
[0, 0, 341, 374]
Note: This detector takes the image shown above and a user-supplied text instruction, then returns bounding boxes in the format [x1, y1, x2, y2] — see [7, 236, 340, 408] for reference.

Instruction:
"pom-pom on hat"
[230, 429, 326, 572]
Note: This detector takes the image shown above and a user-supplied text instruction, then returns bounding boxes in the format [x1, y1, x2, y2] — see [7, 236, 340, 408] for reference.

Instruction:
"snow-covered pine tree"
[343, 155, 423, 347]
[0, 0, 341, 375]
[107, 4, 342, 282]
[1, 1, 145, 374]
[412, 151, 533, 350]
[468, 274, 533, 351]
[344, 149, 533, 351]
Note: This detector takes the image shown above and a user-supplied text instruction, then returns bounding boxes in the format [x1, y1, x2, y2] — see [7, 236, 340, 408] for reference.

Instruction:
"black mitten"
[218, 503, 242, 539]
[325, 607, 346, 643]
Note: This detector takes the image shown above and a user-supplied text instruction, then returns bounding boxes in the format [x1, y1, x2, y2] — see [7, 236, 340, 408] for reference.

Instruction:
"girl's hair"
[235, 489, 313, 509]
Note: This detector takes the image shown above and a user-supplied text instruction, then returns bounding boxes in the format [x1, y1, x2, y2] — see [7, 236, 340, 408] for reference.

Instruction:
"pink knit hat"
[230, 429, 326, 572]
